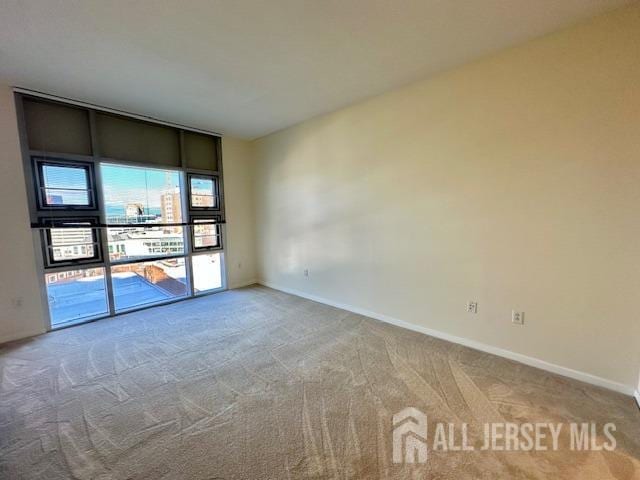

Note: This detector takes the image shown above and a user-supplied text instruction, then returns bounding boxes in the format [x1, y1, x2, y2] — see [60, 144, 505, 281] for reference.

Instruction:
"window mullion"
[94, 162, 116, 316]
[180, 170, 195, 297]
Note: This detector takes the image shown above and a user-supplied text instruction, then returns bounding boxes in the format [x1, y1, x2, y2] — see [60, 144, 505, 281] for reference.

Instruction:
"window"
[107, 226, 185, 262]
[191, 216, 221, 250]
[111, 258, 188, 311]
[41, 218, 102, 266]
[192, 253, 223, 293]
[101, 164, 186, 262]
[36, 160, 96, 209]
[34, 158, 101, 268]
[188, 174, 218, 209]
[45, 267, 109, 327]
[101, 164, 183, 222]
[20, 94, 227, 330]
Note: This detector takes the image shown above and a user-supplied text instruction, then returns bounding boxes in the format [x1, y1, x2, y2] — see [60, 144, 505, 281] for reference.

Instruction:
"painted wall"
[0, 84, 47, 343]
[253, 6, 640, 389]
[222, 137, 258, 288]
[0, 83, 257, 343]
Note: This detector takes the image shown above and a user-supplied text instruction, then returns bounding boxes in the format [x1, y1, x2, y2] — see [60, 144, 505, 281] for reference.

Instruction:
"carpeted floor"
[1, 285, 639, 479]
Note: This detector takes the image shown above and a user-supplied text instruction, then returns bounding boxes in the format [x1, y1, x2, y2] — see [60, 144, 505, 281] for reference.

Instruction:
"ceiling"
[0, 0, 631, 139]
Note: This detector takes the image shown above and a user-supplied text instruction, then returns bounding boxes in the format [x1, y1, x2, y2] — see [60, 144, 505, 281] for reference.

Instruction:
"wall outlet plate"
[467, 301, 478, 313]
[512, 310, 524, 325]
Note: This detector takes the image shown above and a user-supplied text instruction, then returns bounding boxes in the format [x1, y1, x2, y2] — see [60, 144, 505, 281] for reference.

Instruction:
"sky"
[100, 164, 181, 210]
[44, 162, 212, 211]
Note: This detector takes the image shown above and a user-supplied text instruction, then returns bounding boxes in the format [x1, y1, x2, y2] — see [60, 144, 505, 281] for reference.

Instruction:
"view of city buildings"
[49, 175, 217, 263]
[45, 166, 221, 316]
[31, 128, 224, 327]
[50, 227, 95, 261]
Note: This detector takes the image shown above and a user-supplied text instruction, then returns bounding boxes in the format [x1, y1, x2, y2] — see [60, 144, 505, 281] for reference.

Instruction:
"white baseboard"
[258, 280, 635, 396]
[0, 328, 45, 346]
[229, 279, 258, 290]
[634, 391, 640, 409]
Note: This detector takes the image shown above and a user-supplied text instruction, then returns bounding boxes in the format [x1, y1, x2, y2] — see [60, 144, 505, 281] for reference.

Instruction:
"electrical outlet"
[512, 310, 525, 325]
[467, 301, 478, 314]
[304, 269, 309, 277]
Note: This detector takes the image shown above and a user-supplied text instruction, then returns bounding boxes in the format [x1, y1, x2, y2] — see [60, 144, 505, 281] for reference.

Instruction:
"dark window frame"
[187, 173, 219, 210]
[39, 217, 103, 268]
[34, 157, 98, 210]
[190, 215, 222, 251]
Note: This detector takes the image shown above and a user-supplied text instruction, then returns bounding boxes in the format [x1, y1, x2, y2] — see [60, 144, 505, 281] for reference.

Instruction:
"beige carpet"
[1, 285, 639, 479]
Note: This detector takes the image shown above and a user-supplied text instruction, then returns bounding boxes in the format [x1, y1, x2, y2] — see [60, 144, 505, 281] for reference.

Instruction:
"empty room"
[1, 1, 639, 478]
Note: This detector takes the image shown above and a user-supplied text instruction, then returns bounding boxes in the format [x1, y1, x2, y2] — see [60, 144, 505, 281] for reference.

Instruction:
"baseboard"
[634, 391, 640, 410]
[229, 279, 258, 290]
[0, 328, 45, 346]
[257, 280, 635, 396]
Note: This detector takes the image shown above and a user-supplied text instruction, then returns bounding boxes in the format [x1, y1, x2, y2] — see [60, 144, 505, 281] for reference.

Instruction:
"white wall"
[0, 84, 47, 343]
[222, 137, 258, 288]
[0, 84, 257, 342]
[253, 5, 640, 390]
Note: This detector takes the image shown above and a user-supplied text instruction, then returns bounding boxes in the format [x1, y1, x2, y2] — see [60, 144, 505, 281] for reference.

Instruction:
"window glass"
[192, 253, 223, 293]
[107, 226, 185, 262]
[192, 218, 220, 249]
[189, 176, 217, 208]
[40, 163, 91, 206]
[101, 164, 182, 223]
[101, 164, 185, 262]
[49, 225, 96, 261]
[41, 218, 101, 266]
[111, 258, 188, 311]
[45, 268, 108, 326]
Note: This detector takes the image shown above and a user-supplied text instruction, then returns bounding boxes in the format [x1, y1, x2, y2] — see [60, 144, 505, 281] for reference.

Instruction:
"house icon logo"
[392, 407, 428, 464]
